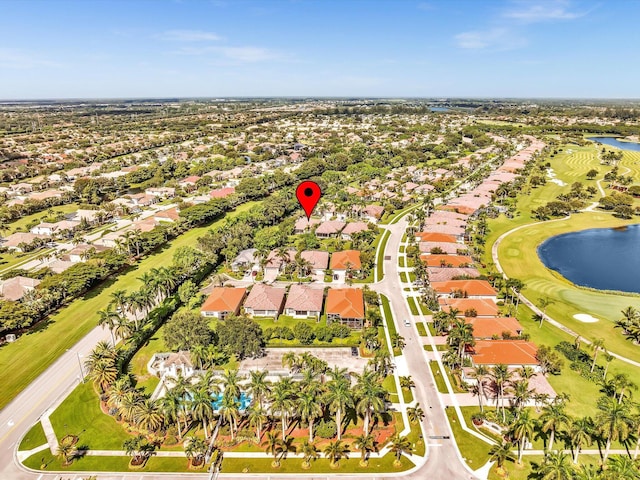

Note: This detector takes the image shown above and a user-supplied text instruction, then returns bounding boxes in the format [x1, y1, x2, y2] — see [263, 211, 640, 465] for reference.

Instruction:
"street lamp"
[67, 349, 85, 383]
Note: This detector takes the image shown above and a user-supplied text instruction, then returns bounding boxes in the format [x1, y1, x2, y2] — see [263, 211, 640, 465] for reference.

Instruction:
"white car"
[404, 319, 411, 327]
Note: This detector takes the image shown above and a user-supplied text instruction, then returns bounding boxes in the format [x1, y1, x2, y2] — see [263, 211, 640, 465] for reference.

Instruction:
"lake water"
[537, 224, 640, 293]
[588, 136, 640, 151]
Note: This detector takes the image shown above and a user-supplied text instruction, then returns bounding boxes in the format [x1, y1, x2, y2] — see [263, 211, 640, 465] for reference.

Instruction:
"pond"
[588, 136, 640, 151]
[537, 224, 640, 293]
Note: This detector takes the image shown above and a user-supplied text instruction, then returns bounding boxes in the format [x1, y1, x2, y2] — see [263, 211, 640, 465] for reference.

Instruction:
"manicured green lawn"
[375, 229, 390, 281]
[416, 322, 427, 336]
[401, 387, 414, 403]
[398, 257, 405, 268]
[445, 406, 492, 471]
[380, 295, 398, 337]
[0, 201, 260, 409]
[406, 296, 419, 315]
[6, 203, 79, 234]
[429, 361, 447, 393]
[382, 374, 399, 403]
[18, 421, 47, 450]
[49, 381, 133, 450]
[253, 314, 361, 347]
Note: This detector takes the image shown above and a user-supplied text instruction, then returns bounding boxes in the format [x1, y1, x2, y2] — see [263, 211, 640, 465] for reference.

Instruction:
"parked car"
[404, 318, 411, 327]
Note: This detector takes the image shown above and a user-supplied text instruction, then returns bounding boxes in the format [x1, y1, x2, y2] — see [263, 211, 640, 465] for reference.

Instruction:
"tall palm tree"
[86, 358, 118, 393]
[611, 372, 637, 404]
[325, 374, 354, 440]
[57, 440, 76, 465]
[590, 338, 605, 373]
[184, 436, 207, 466]
[471, 365, 489, 412]
[568, 416, 594, 464]
[354, 432, 376, 467]
[97, 304, 120, 345]
[606, 454, 639, 478]
[218, 395, 240, 440]
[594, 395, 633, 462]
[134, 398, 164, 432]
[510, 409, 536, 463]
[221, 369, 242, 400]
[298, 439, 319, 469]
[323, 439, 348, 468]
[355, 368, 386, 435]
[572, 463, 601, 480]
[248, 370, 270, 409]
[247, 404, 268, 441]
[297, 391, 323, 442]
[190, 385, 214, 439]
[388, 433, 413, 466]
[270, 378, 295, 439]
[262, 431, 282, 467]
[118, 391, 143, 423]
[537, 297, 555, 327]
[491, 364, 513, 422]
[533, 451, 572, 480]
[540, 401, 570, 452]
[512, 379, 533, 415]
[488, 439, 515, 470]
[161, 390, 185, 439]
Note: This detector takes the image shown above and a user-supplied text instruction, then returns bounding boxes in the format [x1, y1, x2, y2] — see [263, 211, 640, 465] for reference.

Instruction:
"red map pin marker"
[296, 181, 322, 220]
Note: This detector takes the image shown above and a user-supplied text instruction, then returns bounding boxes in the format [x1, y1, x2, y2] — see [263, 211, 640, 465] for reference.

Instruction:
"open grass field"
[6, 203, 79, 234]
[0, 201, 260, 409]
[484, 143, 640, 369]
[18, 421, 47, 451]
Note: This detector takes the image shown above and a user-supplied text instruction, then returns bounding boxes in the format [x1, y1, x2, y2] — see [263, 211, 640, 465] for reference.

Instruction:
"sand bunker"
[573, 313, 599, 323]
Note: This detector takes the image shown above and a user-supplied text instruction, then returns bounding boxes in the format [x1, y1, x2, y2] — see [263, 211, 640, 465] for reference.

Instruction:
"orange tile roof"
[330, 250, 362, 270]
[201, 287, 246, 314]
[438, 298, 499, 317]
[465, 317, 523, 339]
[470, 340, 538, 366]
[421, 254, 473, 267]
[325, 288, 365, 319]
[431, 280, 496, 297]
[415, 232, 458, 243]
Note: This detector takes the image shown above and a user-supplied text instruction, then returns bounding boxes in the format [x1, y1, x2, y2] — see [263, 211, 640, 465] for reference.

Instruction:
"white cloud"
[454, 28, 526, 50]
[503, 0, 588, 22]
[160, 29, 221, 42]
[169, 45, 283, 63]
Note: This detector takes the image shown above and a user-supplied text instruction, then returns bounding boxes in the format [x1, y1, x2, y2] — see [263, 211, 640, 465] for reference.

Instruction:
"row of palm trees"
[85, 345, 413, 468]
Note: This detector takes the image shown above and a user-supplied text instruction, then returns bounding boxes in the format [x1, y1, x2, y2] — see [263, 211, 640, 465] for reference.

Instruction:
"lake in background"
[538, 224, 640, 293]
[588, 136, 640, 151]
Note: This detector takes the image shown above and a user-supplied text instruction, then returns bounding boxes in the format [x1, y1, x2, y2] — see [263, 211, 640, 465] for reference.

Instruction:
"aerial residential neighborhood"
[1, 1, 640, 480]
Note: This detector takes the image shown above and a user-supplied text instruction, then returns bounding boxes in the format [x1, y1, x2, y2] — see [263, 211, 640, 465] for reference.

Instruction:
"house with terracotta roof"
[1, 232, 46, 252]
[178, 175, 201, 191]
[466, 340, 539, 369]
[154, 207, 180, 223]
[438, 298, 499, 317]
[427, 267, 480, 282]
[315, 220, 346, 238]
[362, 205, 384, 223]
[284, 285, 324, 320]
[325, 288, 365, 329]
[0, 276, 41, 301]
[201, 287, 247, 319]
[209, 187, 235, 199]
[341, 222, 369, 240]
[330, 250, 362, 283]
[419, 242, 467, 255]
[465, 317, 523, 339]
[415, 232, 459, 244]
[243, 284, 286, 318]
[430, 280, 497, 299]
[421, 254, 474, 268]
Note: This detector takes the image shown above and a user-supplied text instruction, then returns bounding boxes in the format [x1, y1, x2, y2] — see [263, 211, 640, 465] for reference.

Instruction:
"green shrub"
[316, 420, 337, 439]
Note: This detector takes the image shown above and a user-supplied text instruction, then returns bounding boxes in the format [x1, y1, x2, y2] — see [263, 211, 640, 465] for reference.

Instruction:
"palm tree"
[297, 391, 322, 442]
[107, 376, 132, 410]
[388, 433, 413, 466]
[184, 436, 207, 466]
[323, 439, 348, 468]
[221, 368, 242, 400]
[510, 409, 536, 463]
[533, 451, 572, 480]
[407, 404, 425, 424]
[161, 390, 185, 439]
[488, 439, 515, 470]
[471, 365, 489, 412]
[512, 379, 533, 415]
[270, 378, 295, 439]
[298, 439, 319, 469]
[247, 404, 268, 441]
[262, 431, 281, 467]
[355, 368, 386, 435]
[611, 372, 637, 404]
[572, 463, 601, 480]
[97, 304, 120, 345]
[595, 395, 633, 462]
[354, 432, 376, 466]
[190, 385, 214, 439]
[110, 289, 129, 316]
[86, 358, 118, 393]
[325, 374, 354, 440]
[590, 338, 605, 373]
[537, 297, 555, 327]
[602, 351, 614, 380]
[248, 370, 270, 409]
[118, 391, 143, 423]
[491, 364, 513, 422]
[606, 455, 639, 478]
[57, 440, 76, 465]
[568, 416, 594, 464]
[134, 398, 164, 432]
[390, 332, 406, 350]
[399, 375, 415, 392]
[540, 401, 570, 452]
[218, 395, 240, 440]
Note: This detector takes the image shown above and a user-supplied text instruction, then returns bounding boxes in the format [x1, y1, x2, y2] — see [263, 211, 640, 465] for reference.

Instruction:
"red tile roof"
[465, 317, 523, 339]
[325, 288, 365, 319]
[330, 250, 362, 270]
[431, 280, 496, 297]
[438, 298, 499, 317]
[469, 340, 538, 366]
[421, 254, 473, 267]
[201, 287, 246, 314]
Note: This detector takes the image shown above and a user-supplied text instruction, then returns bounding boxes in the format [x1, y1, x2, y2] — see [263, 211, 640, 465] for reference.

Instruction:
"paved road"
[373, 216, 479, 480]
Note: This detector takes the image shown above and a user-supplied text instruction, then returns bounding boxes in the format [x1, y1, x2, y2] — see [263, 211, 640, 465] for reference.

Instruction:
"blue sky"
[0, 0, 638, 99]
